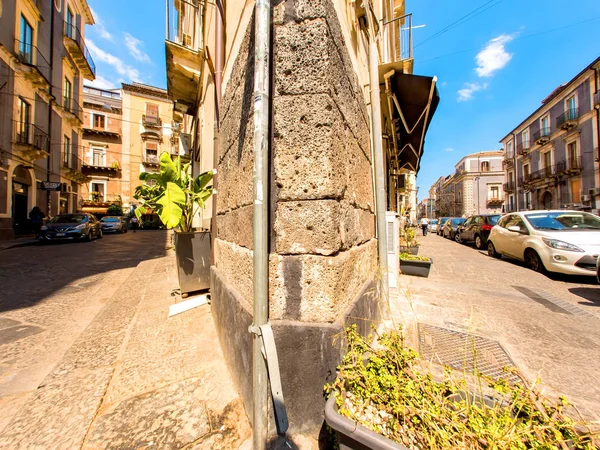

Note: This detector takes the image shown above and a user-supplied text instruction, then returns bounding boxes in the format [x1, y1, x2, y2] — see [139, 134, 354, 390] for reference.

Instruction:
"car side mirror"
[507, 225, 527, 234]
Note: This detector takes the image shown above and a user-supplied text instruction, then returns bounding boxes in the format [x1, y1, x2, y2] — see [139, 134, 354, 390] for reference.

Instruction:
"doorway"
[542, 191, 553, 210]
[12, 165, 33, 235]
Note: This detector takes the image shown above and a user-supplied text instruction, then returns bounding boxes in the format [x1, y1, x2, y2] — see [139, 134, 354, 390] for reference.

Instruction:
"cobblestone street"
[0, 231, 249, 449]
[393, 232, 600, 421]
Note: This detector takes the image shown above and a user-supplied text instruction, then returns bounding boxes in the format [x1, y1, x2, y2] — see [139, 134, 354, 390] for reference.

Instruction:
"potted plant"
[134, 152, 213, 296]
[399, 252, 432, 278]
[325, 326, 599, 450]
[399, 226, 419, 255]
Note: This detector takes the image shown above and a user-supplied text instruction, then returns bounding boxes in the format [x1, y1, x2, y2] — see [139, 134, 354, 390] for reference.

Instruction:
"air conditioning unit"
[581, 194, 590, 202]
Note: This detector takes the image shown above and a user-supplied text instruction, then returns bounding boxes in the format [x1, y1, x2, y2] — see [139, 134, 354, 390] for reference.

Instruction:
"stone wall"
[212, 0, 378, 434]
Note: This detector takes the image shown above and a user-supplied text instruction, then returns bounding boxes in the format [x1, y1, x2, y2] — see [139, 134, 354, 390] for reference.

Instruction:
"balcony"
[533, 128, 551, 145]
[528, 165, 556, 182]
[14, 40, 51, 88]
[61, 149, 89, 183]
[165, 0, 203, 111]
[142, 155, 160, 168]
[63, 21, 96, 80]
[82, 124, 122, 139]
[503, 157, 514, 168]
[62, 96, 84, 124]
[380, 12, 414, 71]
[12, 120, 50, 162]
[81, 193, 122, 208]
[556, 108, 579, 130]
[503, 181, 515, 193]
[142, 115, 163, 128]
[516, 141, 530, 156]
[82, 156, 120, 177]
[487, 197, 503, 207]
[556, 157, 582, 176]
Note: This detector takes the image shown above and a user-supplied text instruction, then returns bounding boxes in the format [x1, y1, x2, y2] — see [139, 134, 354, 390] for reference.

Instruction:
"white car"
[487, 210, 600, 276]
[428, 219, 439, 233]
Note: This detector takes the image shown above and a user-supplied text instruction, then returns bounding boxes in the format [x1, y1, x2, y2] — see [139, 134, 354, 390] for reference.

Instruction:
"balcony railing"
[556, 157, 582, 174]
[14, 40, 51, 84]
[556, 108, 579, 129]
[503, 158, 514, 168]
[487, 197, 503, 205]
[142, 115, 162, 127]
[63, 21, 96, 79]
[503, 181, 515, 193]
[381, 13, 413, 64]
[533, 127, 551, 145]
[143, 155, 160, 166]
[82, 193, 121, 204]
[595, 91, 600, 107]
[529, 165, 556, 181]
[63, 96, 83, 120]
[516, 141, 530, 155]
[13, 120, 50, 153]
[62, 150, 83, 172]
[166, 0, 201, 52]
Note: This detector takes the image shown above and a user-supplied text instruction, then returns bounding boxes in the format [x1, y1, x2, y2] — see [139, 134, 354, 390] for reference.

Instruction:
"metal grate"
[418, 323, 520, 384]
[512, 286, 595, 318]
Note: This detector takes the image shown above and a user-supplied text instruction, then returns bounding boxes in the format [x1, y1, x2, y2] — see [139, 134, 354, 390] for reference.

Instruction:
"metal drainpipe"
[212, 0, 224, 260]
[594, 67, 600, 209]
[47, 2, 56, 216]
[251, 0, 271, 448]
[512, 132, 518, 212]
[365, 8, 389, 298]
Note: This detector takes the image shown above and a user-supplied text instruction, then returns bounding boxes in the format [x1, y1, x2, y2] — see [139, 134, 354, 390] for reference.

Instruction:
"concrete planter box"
[174, 231, 211, 295]
[399, 245, 419, 255]
[399, 258, 432, 278]
[324, 395, 408, 450]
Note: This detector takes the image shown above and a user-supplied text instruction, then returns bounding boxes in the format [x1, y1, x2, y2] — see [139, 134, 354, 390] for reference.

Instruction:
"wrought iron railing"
[63, 95, 83, 120]
[63, 21, 96, 77]
[13, 120, 50, 152]
[142, 115, 162, 126]
[14, 39, 51, 83]
[62, 149, 83, 172]
[556, 157, 581, 173]
[83, 193, 121, 203]
[516, 141, 530, 155]
[503, 181, 515, 192]
[533, 127, 551, 143]
[166, 0, 201, 51]
[529, 165, 556, 180]
[556, 108, 579, 128]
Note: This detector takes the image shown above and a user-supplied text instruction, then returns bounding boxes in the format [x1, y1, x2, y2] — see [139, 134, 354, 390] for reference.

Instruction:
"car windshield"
[451, 218, 464, 225]
[430, 220, 438, 224]
[524, 212, 600, 230]
[488, 215, 501, 225]
[50, 214, 87, 224]
[101, 217, 120, 222]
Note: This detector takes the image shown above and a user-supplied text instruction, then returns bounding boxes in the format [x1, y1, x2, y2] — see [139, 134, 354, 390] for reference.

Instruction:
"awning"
[380, 69, 440, 174]
[81, 207, 109, 214]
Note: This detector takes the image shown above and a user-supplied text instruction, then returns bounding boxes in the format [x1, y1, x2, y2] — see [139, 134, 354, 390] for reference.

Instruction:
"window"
[92, 114, 106, 129]
[506, 141, 513, 157]
[63, 135, 71, 167]
[64, 77, 72, 111]
[146, 103, 159, 117]
[571, 179, 581, 204]
[541, 115, 550, 135]
[543, 151, 552, 168]
[566, 95, 577, 117]
[490, 186, 499, 200]
[91, 181, 105, 201]
[505, 215, 527, 233]
[91, 146, 106, 166]
[525, 192, 531, 209]
[567, 141, 578, 168]
[145, 142, 158, 161]
[66, 7, 74, 38]
[19, 15, 33, 64]
[521, 129, 529, 148]
[481, 161, 490, 172]
[17, 98, 31, 142]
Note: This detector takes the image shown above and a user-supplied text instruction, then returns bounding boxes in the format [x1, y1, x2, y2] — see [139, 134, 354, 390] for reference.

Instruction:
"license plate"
[55, 233, 66, 237]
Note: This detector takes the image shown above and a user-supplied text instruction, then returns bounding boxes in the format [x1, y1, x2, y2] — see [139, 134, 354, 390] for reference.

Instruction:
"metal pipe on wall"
[212, 0, 224, 260]
[365, 8, 389, 299]
[251, 0, 271, 448]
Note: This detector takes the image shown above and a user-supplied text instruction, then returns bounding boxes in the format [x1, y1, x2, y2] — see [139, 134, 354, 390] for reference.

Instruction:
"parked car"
[455, 214, 501, 249]
[487, 210, 600, 276]
[437, 217, 450, 235]
[39, 213, 102, 242]
[428, 219, 439, 233]
[100, 216, 128, 233]
[442, 217, 465, 240]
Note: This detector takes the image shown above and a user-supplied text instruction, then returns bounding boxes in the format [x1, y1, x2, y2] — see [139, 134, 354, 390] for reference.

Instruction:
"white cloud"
[440, 81, 447, 87]
[457, 82, 487, 102]
[444, 147, 454, 152]
[86, 75, 117, 90]
[475, 34, 514, 78]
[124, 33, 151, 63]
[89, 8, 113, 41]
[87, 39, 140, 82]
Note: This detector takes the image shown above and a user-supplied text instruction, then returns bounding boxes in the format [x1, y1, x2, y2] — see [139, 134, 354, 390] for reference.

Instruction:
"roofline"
[81, 0, 95, 25]
[499, 56, 600, 142]
[454, 150, 504, 167]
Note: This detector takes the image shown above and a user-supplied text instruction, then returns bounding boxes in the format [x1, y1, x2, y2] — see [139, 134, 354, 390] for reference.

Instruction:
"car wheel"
[86, 230, 93, 242]
[487, 241, 501, 259]
[98, 229, 103, 239]
[525, 249, 546, 273]
[475, 234, 484, 250]
[454, 232, 462, 244]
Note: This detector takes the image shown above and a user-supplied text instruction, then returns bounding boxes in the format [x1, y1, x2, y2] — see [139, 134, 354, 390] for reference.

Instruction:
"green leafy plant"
[134, 152, 213, 232]
[106, 203, 124, 216]
[326, 326, 599, 449]
[399, 253, 430, 262]
[400, 226, 419, 248]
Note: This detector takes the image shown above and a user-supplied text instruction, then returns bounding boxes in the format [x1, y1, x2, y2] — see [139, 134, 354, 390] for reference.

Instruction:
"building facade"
[80, 83, 178, 217]
[433, 151, 504, 218]
[0, 0, 95, 239]
[500, 57, 600, 213]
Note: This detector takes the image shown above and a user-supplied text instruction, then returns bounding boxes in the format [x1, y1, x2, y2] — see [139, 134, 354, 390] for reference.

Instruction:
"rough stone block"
[343, 132, 374, 212]
[217, 205, 253, 250]
[340, 200, 374, 249]
[274, 200, 342, 255]
[214, 239, 254, 305]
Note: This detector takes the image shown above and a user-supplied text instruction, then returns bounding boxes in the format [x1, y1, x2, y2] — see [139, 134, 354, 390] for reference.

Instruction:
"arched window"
[481, 161, 490, 172]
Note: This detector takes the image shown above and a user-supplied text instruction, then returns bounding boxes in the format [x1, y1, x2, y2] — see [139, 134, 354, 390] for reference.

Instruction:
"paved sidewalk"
[0, 236, 250, 449]
[0, 236, 38, 251]
[390, 233, 600, 422]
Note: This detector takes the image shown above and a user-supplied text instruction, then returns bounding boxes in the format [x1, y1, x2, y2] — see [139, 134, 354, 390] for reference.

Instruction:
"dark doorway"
[12, 166, 32, 235]
[542, 191, 552, 210]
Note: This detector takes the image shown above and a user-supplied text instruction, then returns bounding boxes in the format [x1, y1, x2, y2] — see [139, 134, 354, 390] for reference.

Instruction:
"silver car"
[100, 216, 128, 233]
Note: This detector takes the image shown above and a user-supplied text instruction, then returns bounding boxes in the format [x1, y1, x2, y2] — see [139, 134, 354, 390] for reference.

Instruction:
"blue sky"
[85, 0, 600, 202]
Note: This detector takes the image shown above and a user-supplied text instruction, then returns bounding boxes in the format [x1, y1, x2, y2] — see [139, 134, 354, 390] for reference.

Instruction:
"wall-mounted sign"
[41, 181, 62, 191]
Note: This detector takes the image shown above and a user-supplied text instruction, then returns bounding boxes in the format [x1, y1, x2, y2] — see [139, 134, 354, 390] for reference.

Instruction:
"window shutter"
[146, 103, 159, 117]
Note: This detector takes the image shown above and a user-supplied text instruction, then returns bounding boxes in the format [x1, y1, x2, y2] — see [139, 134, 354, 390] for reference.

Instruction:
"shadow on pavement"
[0, 230, 169, 314]
[569, 287, 600, 307]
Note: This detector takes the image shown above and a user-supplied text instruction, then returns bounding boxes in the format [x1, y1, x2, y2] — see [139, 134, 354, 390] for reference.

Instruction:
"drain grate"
[418, 323, 520, 384]
[512, 286, 595, 318]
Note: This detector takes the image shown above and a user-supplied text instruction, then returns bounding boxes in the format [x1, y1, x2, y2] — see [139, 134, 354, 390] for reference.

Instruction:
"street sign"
[41, 181, 61, 191]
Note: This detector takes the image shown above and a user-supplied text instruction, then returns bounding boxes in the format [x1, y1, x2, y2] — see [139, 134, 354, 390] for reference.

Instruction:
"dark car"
[455, 214, 501, 249]
[39, 213, 102, 242]
[437, 217, 450, 235]
[442, 217, 465, 240]
[100, 216, 128, 233]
